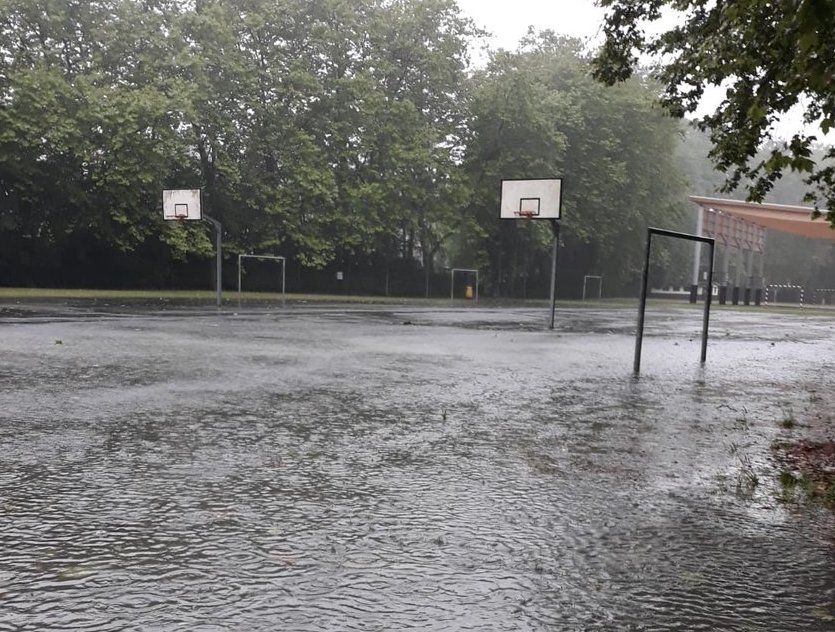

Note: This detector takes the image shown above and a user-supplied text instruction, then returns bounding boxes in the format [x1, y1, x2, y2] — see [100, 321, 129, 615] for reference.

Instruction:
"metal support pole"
[203, 214, 222, 307]
[549, 220, 560, 330]
[634, 230, 652, 373]
[701, 240, 715, 363]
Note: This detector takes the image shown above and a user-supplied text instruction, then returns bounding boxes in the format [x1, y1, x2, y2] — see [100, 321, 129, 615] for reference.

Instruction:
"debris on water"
[57, 564, 97, 580]
[54, 339, 62, 345]
[812, 607, 835, 622]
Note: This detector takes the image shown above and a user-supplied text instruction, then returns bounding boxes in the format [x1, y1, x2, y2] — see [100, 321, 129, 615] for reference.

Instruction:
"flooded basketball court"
[1, 300, 833, 629]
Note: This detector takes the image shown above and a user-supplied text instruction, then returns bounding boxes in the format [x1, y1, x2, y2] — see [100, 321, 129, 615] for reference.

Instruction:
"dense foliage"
[593, 0, 835, 225]
[0, 1, 723, 296]
[462, 33, 688, 294]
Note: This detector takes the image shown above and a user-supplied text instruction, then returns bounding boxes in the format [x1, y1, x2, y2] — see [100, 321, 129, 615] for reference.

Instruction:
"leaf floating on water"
[812, 607, 834, 622]
[57, 564, 96, 580]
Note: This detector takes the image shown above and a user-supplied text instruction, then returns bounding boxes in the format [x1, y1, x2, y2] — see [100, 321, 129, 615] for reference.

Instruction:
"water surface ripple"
[1, 303, 833, 629]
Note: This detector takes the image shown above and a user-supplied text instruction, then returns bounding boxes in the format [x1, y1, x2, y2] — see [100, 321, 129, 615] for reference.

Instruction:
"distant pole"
[549, 220, 560, 330]
[204, 214, 222, 307]
[691, 206, 703, 285]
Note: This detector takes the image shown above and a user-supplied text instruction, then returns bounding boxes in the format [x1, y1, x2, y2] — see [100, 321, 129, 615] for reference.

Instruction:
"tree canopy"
[0, 0, 737, 296]
[462, 32, 689, 294]
[593, 0, 835, 225]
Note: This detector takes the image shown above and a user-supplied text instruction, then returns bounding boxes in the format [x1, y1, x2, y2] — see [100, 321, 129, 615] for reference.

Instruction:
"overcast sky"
[456, 0, 605, 50]
[455, 0, 823, 141]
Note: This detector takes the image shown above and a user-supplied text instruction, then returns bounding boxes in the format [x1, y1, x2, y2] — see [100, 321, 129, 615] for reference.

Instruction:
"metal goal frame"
[237, 254, 286, 296]
[582, 275, 603, 300]
[634, 228, 715, 373]
[450, 268, 479, 302]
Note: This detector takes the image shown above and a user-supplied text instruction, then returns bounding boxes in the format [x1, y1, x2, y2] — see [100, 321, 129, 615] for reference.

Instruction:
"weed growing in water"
[777, 466, 835, 508]
[780, 406, 796, 429]
[778, 470, 798, 489]
[734, 406, 750, 429]
[729, 442, 759, 494]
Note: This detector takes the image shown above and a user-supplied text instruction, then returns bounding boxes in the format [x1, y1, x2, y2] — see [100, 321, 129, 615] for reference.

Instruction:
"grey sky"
[455, 0, 824, 141]
[456, 0, 605, 50]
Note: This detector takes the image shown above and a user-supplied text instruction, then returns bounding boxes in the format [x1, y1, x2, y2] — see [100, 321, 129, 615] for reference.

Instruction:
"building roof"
[689, 196, 835, 241]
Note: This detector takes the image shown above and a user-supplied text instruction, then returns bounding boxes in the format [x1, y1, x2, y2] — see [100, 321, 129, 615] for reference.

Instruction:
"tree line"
[0, 0, 759, 297]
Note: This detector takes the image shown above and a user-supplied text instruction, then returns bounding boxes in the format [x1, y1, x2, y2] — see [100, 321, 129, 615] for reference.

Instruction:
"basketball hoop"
[500, 179, 561, 220]
[164, 192, 201, 221]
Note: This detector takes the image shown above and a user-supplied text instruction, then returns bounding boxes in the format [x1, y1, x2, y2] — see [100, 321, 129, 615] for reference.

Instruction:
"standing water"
[0, 301, 833, 629]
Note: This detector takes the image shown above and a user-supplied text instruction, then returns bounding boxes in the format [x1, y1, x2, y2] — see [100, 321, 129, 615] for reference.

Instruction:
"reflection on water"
[0, 304, 833, 629]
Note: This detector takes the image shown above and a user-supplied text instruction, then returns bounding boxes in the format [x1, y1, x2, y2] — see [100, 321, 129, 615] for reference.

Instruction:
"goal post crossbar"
[238, 254, 286, 296]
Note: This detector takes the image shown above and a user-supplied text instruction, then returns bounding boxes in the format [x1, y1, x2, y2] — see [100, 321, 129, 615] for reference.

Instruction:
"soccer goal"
[237, 254, 286, 296]
[812, 288, 835, 305]
[764, 284, 804, 307]
[582, 275, 603, 300]
[450, 268, 479, 302]
[634, 228, 715, 373]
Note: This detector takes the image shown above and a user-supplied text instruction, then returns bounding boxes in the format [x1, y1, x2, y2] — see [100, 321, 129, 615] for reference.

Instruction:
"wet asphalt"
[0, 299, 833, 630]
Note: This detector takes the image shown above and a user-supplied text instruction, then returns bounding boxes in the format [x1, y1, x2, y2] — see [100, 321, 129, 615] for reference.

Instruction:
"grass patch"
[773, 440, 835, 509]
[729, 442, 759, 494]
[0, 286, 628, 308]
[2, 287, 834, 315]
[0, 287, 431, 303]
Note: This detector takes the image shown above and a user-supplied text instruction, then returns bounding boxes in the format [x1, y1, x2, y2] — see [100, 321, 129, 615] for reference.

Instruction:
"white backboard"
[500, 178, 562, 219]
[163, 189, 202, 220]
